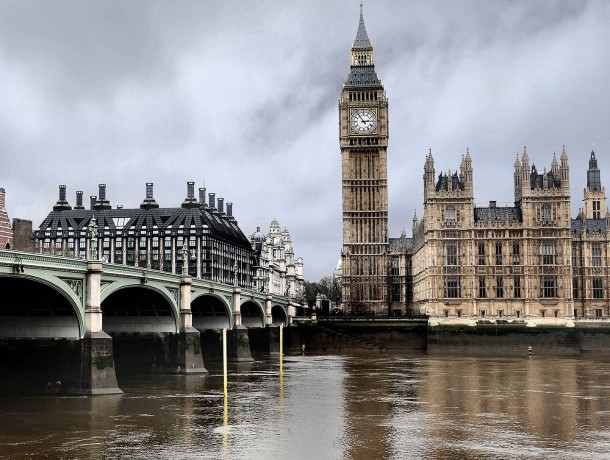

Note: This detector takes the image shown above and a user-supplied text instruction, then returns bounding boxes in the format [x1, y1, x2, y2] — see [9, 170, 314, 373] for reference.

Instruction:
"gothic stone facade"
[341, 8, 610, 320]
[412, 148, 574, 319]
[339, 8, 389, 314]
[410, 149, 610, 320]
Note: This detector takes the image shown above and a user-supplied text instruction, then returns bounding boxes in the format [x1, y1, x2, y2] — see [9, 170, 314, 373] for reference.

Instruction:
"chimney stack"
[90, 196, 97, 210]
[209, 193, 216, 210]
[226, 202, 233, 217]
[217, 198, 224, 214]
[75, 191, 84, 209]
[199, 187, 206, 206]
[182, 181, 199, 208]
[53, 185, 72, 211]
[94, 184, 111, 210]
[140, 182, 159, 209]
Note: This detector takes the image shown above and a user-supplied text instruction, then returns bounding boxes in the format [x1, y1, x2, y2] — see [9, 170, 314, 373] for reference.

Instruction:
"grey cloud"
[2, 0, 610, 280]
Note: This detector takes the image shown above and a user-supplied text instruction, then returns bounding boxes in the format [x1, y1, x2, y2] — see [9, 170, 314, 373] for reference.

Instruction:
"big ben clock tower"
[339, 5, 389, 314]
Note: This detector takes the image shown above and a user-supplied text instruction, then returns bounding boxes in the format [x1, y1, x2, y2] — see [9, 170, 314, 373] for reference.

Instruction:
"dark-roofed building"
[36, 182, 255, 288]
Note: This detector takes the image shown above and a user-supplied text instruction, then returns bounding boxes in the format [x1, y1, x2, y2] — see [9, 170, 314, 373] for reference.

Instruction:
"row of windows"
[572, 243, 603, 267]
[444, 276, 558, 298]
[348, 90, 377, 102]
[42, 235, 254, 288]
[573, 278, 605, 299]
[446, 241, 557, 266]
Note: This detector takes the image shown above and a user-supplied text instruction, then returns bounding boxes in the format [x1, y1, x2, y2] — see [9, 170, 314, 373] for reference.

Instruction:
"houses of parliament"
[340, 7, 610, 320]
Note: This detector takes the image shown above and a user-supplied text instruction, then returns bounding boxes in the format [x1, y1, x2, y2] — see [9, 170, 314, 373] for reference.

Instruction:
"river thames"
[1, 352, 610, 459]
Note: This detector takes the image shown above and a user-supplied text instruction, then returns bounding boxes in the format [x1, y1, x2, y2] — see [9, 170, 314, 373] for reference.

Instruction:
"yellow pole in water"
[279, 323, 284, 401]
[223, 328, 228, 398]
[279, 323, 283, 370]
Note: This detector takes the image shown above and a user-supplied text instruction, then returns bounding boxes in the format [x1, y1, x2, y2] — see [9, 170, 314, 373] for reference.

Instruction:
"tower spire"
[353, 4, 372, 50]
[348, 4, 378, 73]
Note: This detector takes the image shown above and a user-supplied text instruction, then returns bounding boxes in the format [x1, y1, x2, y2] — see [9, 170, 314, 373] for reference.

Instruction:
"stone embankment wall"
[283, 321, 428, 353]
[284, 320, 610, 356]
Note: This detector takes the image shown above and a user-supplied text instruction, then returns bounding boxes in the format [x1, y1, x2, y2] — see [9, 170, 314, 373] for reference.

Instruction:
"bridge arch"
[0, 274, 83, 338]
[271, 305, 288, 326]
[191, 293, 232, 330]
[101, 284, 178, 333]
[241, 300, 265, 328]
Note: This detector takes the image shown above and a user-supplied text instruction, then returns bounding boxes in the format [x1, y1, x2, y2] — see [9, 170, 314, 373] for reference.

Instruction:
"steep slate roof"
[345, 67, 381, 87]
[571, 218, 607, 235]
[353, 7, 372, 49]
[37, 190, 252, 250]
[474, 206, 523, 224]
[344, 7, 382, 88]
[389, 237, 413, 251]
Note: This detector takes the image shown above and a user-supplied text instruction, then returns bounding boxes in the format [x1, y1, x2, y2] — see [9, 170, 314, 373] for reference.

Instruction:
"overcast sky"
[2, 0, 610, 280]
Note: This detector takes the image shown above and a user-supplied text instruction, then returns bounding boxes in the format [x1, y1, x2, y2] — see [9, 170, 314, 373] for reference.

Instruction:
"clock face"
[350, 108, 377, 134]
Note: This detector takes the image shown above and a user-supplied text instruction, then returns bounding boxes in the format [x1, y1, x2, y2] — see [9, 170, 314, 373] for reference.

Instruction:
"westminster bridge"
[0, 250, 293, 394]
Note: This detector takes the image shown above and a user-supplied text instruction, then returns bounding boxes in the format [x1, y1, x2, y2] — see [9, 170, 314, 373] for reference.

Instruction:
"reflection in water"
[2, 353, 610, 459]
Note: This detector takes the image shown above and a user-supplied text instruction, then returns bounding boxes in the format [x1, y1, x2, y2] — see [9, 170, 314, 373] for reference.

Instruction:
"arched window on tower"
[445, 205, 457, 225]
[541, 204, 551, 223]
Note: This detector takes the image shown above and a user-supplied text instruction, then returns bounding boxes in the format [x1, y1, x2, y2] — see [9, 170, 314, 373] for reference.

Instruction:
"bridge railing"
[0, 249, 89, 273]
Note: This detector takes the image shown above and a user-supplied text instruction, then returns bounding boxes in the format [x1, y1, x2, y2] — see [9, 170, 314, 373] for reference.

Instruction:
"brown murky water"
[1, 353, 610, 459]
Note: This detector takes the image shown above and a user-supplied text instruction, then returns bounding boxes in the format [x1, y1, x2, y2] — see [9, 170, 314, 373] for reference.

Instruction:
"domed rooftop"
[252, 226, 266, 243]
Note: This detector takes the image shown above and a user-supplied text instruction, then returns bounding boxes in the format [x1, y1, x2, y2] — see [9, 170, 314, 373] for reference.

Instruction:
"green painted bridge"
[0, 250, 293, 394]
[0, 249, 292, 339]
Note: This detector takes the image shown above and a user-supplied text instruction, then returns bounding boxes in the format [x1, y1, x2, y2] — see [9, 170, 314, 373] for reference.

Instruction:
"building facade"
[411, 148, 574, 319]
[0, 188, 13, 249]
[250, 219, 304, 302]
[571, 151, 610, 318]
[36, 182, 256, 288]
[339, 7, 610, 320]
[339, 7, 389, 314]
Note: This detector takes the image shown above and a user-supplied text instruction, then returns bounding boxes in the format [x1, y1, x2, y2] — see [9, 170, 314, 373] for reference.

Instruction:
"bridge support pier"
[81, 261, 122, 394]
[78, 331, 122, 395]
[265, 295, 273, 326]
[176, 275, 207, 373]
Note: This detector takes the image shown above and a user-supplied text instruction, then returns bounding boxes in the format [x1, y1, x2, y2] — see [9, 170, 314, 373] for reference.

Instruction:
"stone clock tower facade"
[339, 7, 389, 314]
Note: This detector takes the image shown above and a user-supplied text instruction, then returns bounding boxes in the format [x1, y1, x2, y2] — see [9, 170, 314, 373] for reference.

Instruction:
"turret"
[587, 149, 601, 192]
[560, 145, 570, 189]
[460, 147, 473, 190]
[423, 149, 435, 199]
[514, 153, 522, 202]
[583, 148, 605, 219]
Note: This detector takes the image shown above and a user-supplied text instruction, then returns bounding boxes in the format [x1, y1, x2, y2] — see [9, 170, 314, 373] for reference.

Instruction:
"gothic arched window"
[445, 205, 456, 224]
